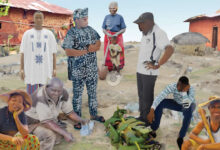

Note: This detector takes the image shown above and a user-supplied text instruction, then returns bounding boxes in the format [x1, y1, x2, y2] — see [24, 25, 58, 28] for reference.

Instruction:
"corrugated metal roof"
[185, 11, 220, 22]
[3, 0, 73, 15]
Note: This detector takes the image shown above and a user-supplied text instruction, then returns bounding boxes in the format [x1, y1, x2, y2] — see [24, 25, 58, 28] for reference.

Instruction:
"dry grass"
[0, 43, 220, 149]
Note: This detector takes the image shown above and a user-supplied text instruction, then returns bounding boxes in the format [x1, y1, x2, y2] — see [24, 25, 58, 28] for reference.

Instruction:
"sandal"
[74, 123, 81, 130]
[91, 115, 105, 123]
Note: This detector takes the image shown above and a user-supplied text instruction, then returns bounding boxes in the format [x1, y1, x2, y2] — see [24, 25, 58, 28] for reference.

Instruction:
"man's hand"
[20, 70, 25, 80]
[64, 132, 74, 142]
[146, 62, 160, 70]
[147, 108, 155, 124]
[12, 137, 24, 145]
[88, 41, 101, 52]
[52, 69, 56, 77]
[88, 44, 95, 52]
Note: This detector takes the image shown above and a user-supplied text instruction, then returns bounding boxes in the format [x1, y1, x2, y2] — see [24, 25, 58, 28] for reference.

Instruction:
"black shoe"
[149, 130, 157, 138]
[177, 137, 183, 150]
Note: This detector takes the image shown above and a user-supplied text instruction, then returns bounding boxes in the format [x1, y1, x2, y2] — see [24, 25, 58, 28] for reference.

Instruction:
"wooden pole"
[198, 107, 215, 143]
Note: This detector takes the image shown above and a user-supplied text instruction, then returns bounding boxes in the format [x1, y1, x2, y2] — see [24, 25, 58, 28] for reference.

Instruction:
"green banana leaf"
[109, 124, 120, 143]
[104, 117, 121, 128]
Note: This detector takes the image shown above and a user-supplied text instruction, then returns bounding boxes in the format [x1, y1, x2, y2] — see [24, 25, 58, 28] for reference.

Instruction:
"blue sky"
[45, 0, 220, 42]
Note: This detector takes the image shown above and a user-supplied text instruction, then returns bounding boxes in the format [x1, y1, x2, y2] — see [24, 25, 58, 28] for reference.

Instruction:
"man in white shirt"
[20, 11, 57, 95]
[133, 12, 174, 126]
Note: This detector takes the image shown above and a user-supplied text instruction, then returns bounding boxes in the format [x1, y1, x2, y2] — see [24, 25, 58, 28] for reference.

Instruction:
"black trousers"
[137, 72, 157, 123]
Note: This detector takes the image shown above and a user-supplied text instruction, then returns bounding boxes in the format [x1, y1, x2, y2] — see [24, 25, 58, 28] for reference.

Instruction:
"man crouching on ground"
[147, 76, 196, 149]
[25, 77, 87, 150]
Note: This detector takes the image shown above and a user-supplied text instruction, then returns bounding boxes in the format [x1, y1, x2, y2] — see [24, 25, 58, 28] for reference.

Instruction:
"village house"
[185, 9, 220, 51]
[0, 0, 73, 45]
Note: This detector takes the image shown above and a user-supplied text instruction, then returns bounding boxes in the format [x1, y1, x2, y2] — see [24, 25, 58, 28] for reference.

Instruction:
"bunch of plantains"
[104, 107, 162, 150]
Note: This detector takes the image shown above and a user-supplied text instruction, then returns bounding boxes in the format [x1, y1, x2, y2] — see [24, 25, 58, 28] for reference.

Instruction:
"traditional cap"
[0, 90, 32, 111]
[133, 12, 154, 24]
[73, 8, 88, 20]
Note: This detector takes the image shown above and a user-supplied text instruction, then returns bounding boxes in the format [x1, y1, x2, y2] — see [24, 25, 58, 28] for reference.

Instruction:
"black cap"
[133, 12, 154, 24]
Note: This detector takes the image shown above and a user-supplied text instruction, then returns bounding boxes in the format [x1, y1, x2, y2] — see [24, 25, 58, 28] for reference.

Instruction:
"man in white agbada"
[20, 11, 57, 95]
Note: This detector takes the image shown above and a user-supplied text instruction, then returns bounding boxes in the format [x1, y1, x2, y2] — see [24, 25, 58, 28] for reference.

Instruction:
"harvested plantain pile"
[104, 107, 162, 150]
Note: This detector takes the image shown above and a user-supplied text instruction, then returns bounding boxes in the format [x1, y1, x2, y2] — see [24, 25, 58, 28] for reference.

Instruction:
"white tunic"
[20, 28, 57, 84]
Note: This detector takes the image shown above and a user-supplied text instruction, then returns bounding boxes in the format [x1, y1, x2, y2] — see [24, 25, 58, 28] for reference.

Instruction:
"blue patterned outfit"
[62, 26, 100, 117]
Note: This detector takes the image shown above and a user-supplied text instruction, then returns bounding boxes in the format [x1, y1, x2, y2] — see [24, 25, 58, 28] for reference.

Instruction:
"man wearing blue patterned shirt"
[62, 8, 105, 130]
[147, 76, 196, 150]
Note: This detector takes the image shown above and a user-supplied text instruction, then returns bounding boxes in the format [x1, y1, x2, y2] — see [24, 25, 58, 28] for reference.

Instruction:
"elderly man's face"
[109, 6, 117, 15]
[138, 20, 153, 35]
[76, 17, 88, 28]
[209, 102, 220, 123]
[34, 13, 43, 27]
[46, 83, 63, 101]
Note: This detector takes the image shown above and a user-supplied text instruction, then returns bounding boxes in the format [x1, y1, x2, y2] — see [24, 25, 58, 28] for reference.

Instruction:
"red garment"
[104, 31, 125, 71]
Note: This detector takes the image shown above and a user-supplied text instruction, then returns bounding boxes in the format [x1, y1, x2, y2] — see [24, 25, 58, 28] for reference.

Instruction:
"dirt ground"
[0, 43, 220, 150]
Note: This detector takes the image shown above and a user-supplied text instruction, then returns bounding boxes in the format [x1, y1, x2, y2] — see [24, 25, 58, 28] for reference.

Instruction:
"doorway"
[212, 27, 218, 49]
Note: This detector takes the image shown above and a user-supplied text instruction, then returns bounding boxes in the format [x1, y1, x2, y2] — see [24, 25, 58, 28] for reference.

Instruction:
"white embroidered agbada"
[20, 28, 57, 84]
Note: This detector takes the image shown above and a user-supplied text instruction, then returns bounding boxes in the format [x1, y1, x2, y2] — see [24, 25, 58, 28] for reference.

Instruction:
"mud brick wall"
[0, 8, 72, 45]
[188, 17, 220, 51]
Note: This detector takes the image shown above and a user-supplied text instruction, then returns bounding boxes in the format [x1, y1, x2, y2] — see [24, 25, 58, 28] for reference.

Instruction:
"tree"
[0, 0, 10, 17]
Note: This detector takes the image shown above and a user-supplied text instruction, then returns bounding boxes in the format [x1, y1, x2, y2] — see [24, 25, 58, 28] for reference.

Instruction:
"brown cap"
[0, 90, 32, 111]
[133, 12, 154, 24]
